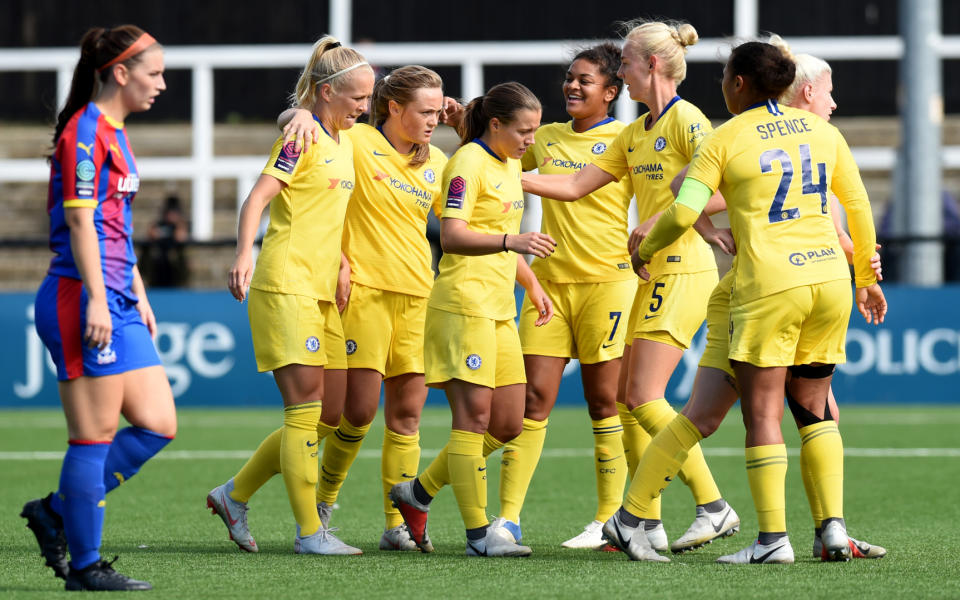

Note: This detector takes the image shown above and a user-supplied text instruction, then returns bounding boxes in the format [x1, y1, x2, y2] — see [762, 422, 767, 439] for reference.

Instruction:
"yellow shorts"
[625, 270, 718, 350]
[341, 282, 427, 378]
[728, 279, 851, 367]
[698, 270, 735, 377]
[519, 279, 636, 364]
[424, 306, 525, 389]
[247, 288, 346, 372]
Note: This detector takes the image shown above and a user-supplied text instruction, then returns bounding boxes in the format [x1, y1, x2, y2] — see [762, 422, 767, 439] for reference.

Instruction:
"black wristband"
[502, 233, 508, 252]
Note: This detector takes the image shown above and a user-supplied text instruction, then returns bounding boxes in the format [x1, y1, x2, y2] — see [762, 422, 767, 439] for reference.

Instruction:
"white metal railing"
[2, 35, 960, 238]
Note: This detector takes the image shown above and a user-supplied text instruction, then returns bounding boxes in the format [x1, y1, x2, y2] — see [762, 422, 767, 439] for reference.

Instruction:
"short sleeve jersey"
[342, 123, 448, 297]
[428, 140, 524, 320]
[594, 97, 716, 276]
[686, 100, 869, 305]
[47, 102, 140, 301]
[250, 117, 355, 301]
[521, 118, 635, 283]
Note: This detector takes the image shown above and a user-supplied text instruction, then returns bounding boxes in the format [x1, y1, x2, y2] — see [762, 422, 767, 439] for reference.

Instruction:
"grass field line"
[2, 446, 958, 461]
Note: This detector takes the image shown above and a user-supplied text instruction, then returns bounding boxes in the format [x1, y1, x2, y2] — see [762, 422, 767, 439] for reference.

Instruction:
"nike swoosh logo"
[495, 182, 503, 189]
[478, 466, 487, 472]
[546, 141, 557, 146]
[664, 476, 672, 482]
[613, 522, 631, 550]
[601, 342, 617, 349]
[467, 540, 487, 556]
[627, 146, 635, 152]
[598, 455, 622, 463]
[401, 472, 417, 479]
[750, 545, 782, 564]
[644, 314, 659, 320]
[373, 150, 389, 156]
[325, 158, 333, 164]
[306, 440, 318, 447]
[221, 494, 239, 526]
[712, 509, 731, 533]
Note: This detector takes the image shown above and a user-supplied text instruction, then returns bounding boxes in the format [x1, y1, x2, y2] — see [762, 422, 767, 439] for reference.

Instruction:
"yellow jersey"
[251, 119, 355, 301]
[428, 140, 524, 320]
[594, 97, 716, 276]
[521, 118, 635, 283]
[342, 123, 448, 297]
[686, 100, 876, 305]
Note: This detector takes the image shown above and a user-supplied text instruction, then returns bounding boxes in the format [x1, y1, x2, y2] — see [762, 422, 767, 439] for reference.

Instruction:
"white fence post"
[191, 62, 214, 241]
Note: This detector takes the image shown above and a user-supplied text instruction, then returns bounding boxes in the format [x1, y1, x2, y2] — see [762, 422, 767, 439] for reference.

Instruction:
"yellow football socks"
[617, 402, 661, 518]
[280, 401, 323, 536]
[799, 421, 843, 521]
[382, 428, 421, 529]
[745, 443, 789, 533]
[420, 431, 501, 497]
[447, 430, 488, 530]
[499, 418, 548, 523]
[316, 416, 371, 505]
[624, 413, 701, 518]
[800, 438, 823, 528]
[231, 427, 282, 503]
[591, 416, 627, 522]
[632, 398, 721, 505]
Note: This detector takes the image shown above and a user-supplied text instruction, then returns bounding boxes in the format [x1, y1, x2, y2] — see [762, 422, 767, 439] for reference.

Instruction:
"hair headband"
[316, 62, 369, 86]
[97, 32, 158, 72]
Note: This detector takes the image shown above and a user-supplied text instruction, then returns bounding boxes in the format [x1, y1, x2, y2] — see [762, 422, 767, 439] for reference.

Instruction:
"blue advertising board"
[1, 286, 957, 407]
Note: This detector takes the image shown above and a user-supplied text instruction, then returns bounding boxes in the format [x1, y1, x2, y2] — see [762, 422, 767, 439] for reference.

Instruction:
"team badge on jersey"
[96, 342, 117, 365]
[305, 336, 320, 353]
[274, 141, 302, 174]
[591, 142, 607, 155]
[465, 353, 482, 370]
[424, 168, 436, 183]
[654, 137, 667, 152]
[446, 176, 466, 209]
[345, 339, 357, 355]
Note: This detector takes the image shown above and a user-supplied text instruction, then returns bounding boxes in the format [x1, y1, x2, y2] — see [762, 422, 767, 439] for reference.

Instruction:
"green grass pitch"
[2, 405, 959, 598]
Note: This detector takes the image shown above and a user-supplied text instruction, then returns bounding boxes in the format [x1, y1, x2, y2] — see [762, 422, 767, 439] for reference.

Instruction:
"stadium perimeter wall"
[1, 286, 957, 408]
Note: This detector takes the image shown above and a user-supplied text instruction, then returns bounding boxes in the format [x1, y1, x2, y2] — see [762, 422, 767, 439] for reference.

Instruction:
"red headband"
[97, 33, 158, 72]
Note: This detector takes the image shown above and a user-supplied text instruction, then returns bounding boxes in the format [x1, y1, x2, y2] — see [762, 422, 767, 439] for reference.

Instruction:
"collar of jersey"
[471, 138, 505, 163]
[744, 99, 784, 116]
[574, 115, 616, 132]
[645, 95, 681, 130]
[89, 102, 124, 129]
[315, 115, 336, 141]
[375, 125, 397, 153]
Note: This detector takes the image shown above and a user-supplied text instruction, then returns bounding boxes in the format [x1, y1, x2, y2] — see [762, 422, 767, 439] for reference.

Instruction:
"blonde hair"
[764, 34, 832, 105]
[370, 65, 443, 167]
[622, 19, 698, 84]
[290, 35, 370, 109]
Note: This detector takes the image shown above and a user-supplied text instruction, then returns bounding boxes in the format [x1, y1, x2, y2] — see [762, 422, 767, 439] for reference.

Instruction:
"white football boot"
[561, 520, 606, 549]
[671, 503, 741, 553]
[465, 518, 532, 557]
[601, 512, 669, 562]
[294, 524, 363, 555]
[379, 524, 420, 551]
[820, 519, 852, 561]
[717, 536, 794, 564]
[206, 479, 258, 553]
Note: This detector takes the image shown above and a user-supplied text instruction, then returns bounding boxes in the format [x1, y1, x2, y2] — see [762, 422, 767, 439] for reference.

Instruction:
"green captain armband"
[637, 178, 713, 262]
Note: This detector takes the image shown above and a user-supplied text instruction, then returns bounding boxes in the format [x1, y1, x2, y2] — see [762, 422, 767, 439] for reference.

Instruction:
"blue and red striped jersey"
[47, 102, 140, 301]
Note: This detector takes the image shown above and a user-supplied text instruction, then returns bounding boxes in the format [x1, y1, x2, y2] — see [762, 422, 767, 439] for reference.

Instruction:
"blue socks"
[103, 427, 173, 493]
[58, 442, 110, 570]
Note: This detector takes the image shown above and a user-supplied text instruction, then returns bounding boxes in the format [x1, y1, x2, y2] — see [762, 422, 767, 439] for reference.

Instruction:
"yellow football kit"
[248, 121, 354, 371]
[339, 123, 447, 376]
[518, 119, 637, 363]
[593, 97, 718, 347]
[685, 100, 877, 366]
[425, 139, 526, 387]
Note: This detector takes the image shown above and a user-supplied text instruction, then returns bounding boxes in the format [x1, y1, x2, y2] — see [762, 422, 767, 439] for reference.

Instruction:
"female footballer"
[391, 82, 556, 557]
[21, 25, 175, 591]
[205, 35, 373, 556]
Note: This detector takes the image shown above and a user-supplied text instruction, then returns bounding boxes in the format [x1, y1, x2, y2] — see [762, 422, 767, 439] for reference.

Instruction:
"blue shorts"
[35, 275, 162, 380]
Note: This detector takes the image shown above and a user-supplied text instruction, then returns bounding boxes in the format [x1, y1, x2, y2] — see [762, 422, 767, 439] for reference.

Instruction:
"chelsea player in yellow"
[206, 36, 373, 556]
[391, 82, 556, 557]
[521, 20, 738, 553]
[607, 40, 886, 564]
[277, 65, 451, 551]
[492, 43, 636, 550]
